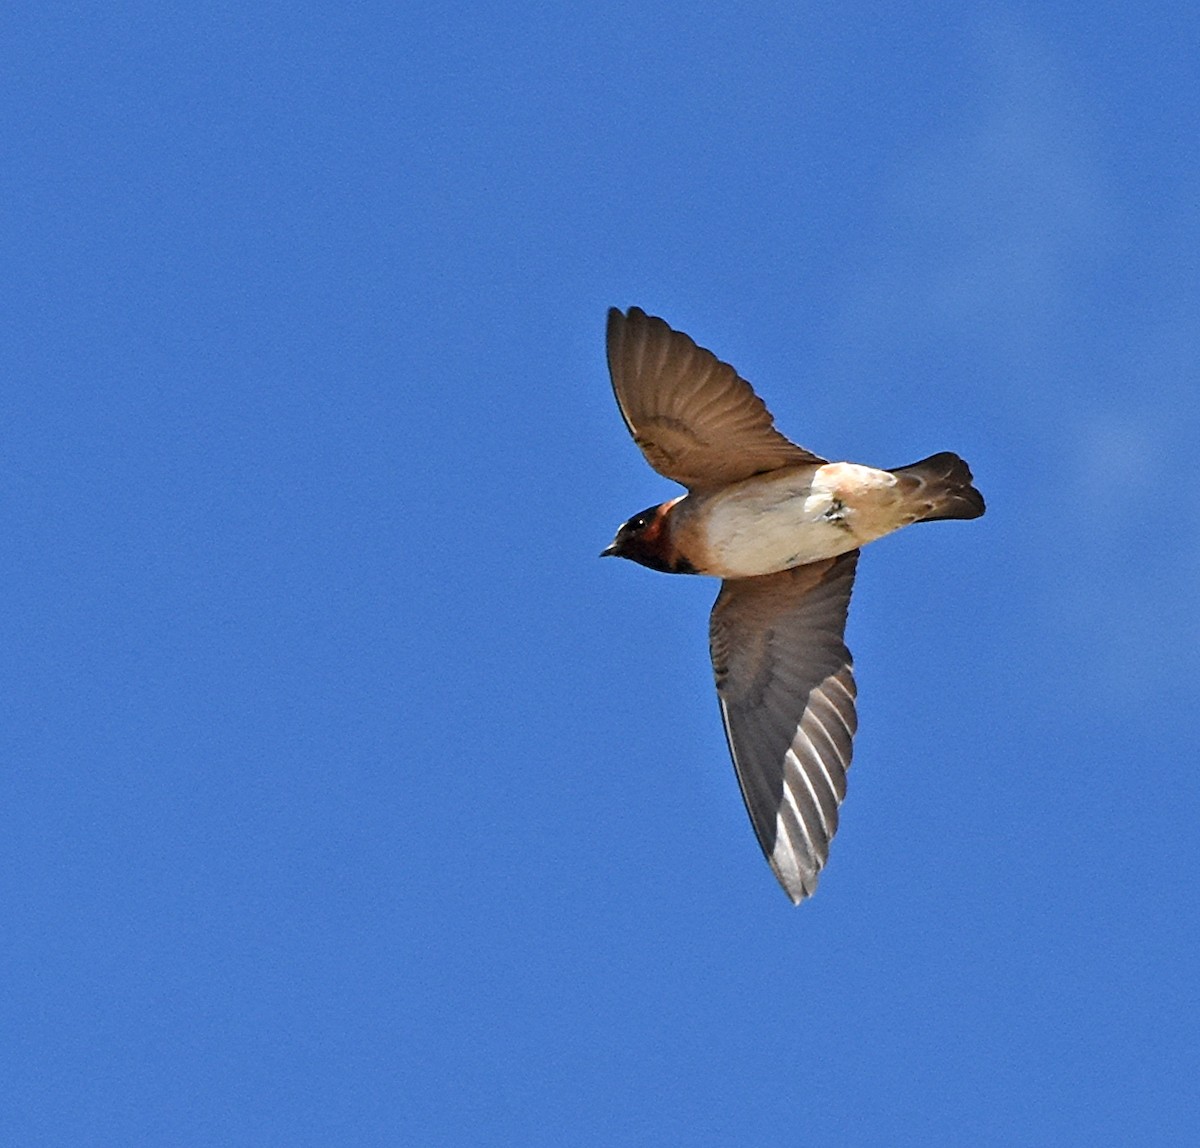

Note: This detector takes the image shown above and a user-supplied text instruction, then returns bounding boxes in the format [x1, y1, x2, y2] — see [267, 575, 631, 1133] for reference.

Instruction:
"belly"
[696, 464, 901, 577]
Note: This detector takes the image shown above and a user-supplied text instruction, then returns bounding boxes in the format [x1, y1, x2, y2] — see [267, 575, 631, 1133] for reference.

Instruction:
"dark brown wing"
[607, 307, 823, 491]
[709, 552, 858, 903]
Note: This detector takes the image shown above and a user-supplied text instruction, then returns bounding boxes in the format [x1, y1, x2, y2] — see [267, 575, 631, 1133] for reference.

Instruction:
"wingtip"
[770, 842, 821, 905]
[608, 304, 650, 325]
[606, 306, 633, 346]
[777, 879, 815, 907]
[784, 876, 817, 906]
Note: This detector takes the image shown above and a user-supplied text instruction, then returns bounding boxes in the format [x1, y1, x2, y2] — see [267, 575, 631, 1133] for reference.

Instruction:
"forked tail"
[891, 452, 986, 522]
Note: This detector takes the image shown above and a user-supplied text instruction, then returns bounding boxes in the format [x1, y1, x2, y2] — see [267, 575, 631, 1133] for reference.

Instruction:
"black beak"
[600, 542, 619, 558]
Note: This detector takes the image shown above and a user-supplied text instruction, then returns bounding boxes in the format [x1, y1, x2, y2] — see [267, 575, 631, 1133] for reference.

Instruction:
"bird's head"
[601, 502, 692, 573]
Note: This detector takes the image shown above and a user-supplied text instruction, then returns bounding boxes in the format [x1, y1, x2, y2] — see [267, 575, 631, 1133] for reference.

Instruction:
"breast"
[687, 468, 845, 577]
[689, 463, 904, 578]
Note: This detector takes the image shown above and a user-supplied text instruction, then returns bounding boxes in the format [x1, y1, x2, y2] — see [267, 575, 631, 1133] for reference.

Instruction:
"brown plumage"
[602, 306, 984, 903]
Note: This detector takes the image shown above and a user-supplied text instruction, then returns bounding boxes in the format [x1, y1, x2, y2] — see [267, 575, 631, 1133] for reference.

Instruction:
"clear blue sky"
[4, 3, 1198, 1145]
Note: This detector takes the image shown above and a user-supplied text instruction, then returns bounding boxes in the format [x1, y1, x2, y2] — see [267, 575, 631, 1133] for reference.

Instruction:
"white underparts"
[699, 463, 901, 578]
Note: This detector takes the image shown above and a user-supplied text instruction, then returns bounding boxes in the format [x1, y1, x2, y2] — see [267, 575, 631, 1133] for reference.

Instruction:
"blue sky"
[4, 2, 1198, 1144]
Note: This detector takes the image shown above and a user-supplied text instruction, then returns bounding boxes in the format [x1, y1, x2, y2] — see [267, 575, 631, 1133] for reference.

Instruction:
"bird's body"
[602, 306, 984, 904]
[656, 459, 948, 578]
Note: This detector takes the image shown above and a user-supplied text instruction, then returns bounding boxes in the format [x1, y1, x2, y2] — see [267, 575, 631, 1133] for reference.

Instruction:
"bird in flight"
[602, 306, 984, 904]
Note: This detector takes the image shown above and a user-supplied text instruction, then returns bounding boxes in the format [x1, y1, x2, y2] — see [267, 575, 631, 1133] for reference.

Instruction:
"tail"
[891, 452, 985, 522]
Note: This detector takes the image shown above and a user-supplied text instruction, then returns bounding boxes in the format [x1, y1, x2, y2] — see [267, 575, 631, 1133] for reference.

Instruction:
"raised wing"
[709, 552, 858, 903]
[607, 307, 824, 491]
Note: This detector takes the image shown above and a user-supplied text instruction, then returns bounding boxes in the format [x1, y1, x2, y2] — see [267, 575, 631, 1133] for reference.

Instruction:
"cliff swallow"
[602, 306, 984, 904]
